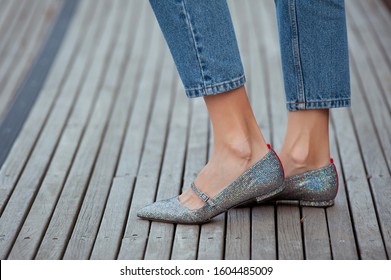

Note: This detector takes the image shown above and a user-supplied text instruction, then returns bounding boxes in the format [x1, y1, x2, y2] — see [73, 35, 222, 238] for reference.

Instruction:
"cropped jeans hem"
[149, 0, 350, 110]
[185, 74, 246, 98]
[286, 98, 351, 111]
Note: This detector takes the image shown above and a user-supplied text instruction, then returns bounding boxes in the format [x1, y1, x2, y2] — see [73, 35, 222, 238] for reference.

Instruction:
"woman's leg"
[148, 0, 271, 209]
[279, 109, 330, 177]
[274, 0, 350, 176]
[180, 86, 269, 209]
[148, 0, 246, 97]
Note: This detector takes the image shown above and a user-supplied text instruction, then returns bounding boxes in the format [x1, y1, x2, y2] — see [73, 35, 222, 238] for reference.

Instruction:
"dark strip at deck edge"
[383, 0, 391, 14]
[0, 0, 80, 168]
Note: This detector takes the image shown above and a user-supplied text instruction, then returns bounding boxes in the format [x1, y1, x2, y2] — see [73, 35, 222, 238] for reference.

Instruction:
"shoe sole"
[246, 198, 335, 208]
[299, 199, 334, 207]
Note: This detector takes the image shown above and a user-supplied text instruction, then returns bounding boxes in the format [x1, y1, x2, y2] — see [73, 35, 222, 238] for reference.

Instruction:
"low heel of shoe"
[299, 199, 334, 207]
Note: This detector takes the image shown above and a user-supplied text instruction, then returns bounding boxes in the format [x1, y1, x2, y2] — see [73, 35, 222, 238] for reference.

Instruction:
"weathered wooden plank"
[34, 0, 126, 260]
[331, 107, 387, 259]
[344, 0, 391, 258]
[0, 0, 19, 50]
[276, 203, 303, 260]
[326, 123, 359, 259]
[225, 208, 251, 260]
[0, 0, 62, 120]
[0, 0, 97, 260]
[116, 53, 175, 260]
[369, 176, 391, 258]
[368, 0, 391, 66]
[198, 214, 225, 260]
[353, 0, 391, 117]
[115, 18, 177, 260]
[143, 79, 190, 260]
[0, 0, 86, 215]
[344, 4, 391, 257]
[170, 99, 209, 260]
[251, 205, 276, 260]
[7, 0, 101, 260]
[0, 0, 78, 169]
[89, 2, 152, 260]
[0, 0, 12, 21]
[346, 0, 391, 172]
[111, 22, 166, 260]
[62, 0, 144, 260]
[301, 208, 331, 259]
[0, 0, 29, 65]
[0, 0, 44, 116]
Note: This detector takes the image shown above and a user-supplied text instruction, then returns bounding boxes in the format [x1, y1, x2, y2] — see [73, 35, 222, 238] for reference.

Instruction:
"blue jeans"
[149, 0, 350, 111]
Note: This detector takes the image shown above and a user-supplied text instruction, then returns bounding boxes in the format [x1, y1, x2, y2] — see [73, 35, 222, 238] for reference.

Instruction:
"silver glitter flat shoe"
[137, 145, 285, 224]
[251, 159, 338, 207]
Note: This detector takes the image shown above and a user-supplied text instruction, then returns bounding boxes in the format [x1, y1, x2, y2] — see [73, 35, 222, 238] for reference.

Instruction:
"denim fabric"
[149, 0, 350, 110]
[275, 0, 350, 110]
[149, 0, 245, 98]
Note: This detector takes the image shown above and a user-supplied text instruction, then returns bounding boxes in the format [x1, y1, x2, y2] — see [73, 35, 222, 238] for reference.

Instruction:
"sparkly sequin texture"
[257, 161, 338, 207]
[137, 148, 285, 224]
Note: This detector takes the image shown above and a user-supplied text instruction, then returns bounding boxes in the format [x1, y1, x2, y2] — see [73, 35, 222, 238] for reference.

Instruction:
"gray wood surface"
[62, 0, 138, 260]
[0, 0, 62, 120]
[0, 0, 94, 260]
[0, 0, 390, 260]
[7, 0, 100, 260]
[142, 79, 189, 260]
[0, 1, 80, 215]
[116, 41, 174, 261]
[117, 50, 175, 260]
[331, 105, 387, 259]
[35, 0, 127, 260]
[89, 1, 149, 260]
[326, 126, 358, 259]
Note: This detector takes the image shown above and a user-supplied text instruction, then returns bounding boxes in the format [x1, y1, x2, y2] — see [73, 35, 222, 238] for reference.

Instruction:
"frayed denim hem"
[286, 98, 351, 111]
[185, 75, 246, 98]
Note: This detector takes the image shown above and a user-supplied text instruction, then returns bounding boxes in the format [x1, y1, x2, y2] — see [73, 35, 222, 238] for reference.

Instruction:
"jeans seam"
[287, 98, 351, 104]
[286, 99, 351, 111]
[181, 0, 208, 93]
[289, 0, 305, 106]
[185, 74, 245, 92]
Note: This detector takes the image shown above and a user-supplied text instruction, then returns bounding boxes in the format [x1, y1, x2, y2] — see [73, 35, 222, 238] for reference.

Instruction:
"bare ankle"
[280, 143, 330, 177]
[216, 134, 268, 164]
[287, 145, 311, 168]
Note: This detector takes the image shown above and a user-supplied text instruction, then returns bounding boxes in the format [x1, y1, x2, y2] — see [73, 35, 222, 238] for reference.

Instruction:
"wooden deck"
[0, 0, 64, 121]
[0, 0, 390, 260]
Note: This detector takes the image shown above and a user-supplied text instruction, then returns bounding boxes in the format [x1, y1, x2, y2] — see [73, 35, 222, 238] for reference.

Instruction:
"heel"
[299, 200, 334, 207]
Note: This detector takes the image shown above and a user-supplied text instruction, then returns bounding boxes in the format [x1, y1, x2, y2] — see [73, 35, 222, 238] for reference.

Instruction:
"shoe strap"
[191, 183, 216, 207]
